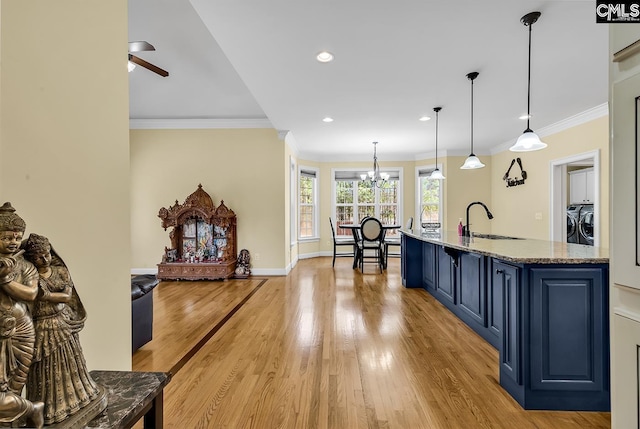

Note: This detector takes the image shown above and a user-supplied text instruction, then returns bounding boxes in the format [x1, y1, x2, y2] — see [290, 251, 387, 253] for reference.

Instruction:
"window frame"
[290, 157, 297, 246]
[331, 167, 403, 237]
[298, 165, 319, 241]
[415, 163, 444, 232]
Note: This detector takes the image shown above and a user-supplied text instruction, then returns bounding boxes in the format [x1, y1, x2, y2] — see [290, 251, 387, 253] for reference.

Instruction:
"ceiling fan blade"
[129, 54, 169, 77]
[128, 41, 155, 53]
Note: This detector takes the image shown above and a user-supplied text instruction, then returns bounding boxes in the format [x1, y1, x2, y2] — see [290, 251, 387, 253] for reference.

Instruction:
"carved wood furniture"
[157, 185, 237, 280]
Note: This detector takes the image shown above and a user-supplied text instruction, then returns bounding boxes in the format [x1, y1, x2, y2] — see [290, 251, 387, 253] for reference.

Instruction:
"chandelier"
[360, 141, 389, 188]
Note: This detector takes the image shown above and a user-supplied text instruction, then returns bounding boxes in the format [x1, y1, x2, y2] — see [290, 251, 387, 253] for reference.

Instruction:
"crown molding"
[490, 103, 609, 155]
[283, 131, 301, 158]
[277, 129, 289, 140]
[129, 118, 273, 129]
[414, 149, 491, 160]
[129, 104, 608, 160]
[299, 151, 419, 163]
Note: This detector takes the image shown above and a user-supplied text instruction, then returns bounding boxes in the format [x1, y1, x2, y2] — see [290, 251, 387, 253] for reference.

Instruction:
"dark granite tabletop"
[86, 371, 171, 429]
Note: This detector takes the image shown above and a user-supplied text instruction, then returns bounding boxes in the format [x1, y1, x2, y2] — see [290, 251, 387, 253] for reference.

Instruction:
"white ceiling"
[128, 0, 608, 162]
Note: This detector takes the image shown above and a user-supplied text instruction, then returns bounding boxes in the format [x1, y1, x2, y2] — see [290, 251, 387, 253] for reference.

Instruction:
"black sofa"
[131, 274, 159, 352]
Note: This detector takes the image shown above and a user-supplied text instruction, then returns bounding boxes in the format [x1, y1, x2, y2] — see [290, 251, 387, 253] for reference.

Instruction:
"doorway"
[549, 150, 600, 247]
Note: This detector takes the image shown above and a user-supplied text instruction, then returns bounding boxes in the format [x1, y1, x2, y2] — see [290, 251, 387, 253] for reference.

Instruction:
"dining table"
[339, 223, 401, 269]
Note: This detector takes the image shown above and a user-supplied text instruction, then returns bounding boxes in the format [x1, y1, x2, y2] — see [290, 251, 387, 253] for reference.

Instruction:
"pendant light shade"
[460, 154, 485, 170]
[510, 11, 547, 152]
[429, 107, 445, 180]
[461, 72, 485, 170]
[429, 169, 445, 180]
[511, 129, 546, 152]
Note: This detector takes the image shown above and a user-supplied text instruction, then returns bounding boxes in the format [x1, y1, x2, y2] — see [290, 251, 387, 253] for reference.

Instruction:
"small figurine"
[235, 249, 251, 278]
[163, 247, 177, 263]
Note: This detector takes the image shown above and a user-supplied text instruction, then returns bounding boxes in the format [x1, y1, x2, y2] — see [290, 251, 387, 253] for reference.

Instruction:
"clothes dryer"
[566, 205, 580, 244]
[578, 204, 594, 246]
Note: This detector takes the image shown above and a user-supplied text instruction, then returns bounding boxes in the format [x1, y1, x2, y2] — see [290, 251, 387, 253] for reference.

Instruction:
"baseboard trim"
[131, 268, 158, 275]
[131, 260, 313, 277]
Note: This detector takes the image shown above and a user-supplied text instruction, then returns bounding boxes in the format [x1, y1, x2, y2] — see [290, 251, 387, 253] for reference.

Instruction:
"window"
[417, 167, 443, 232]
[299, 167, 318, 239]
[290, 157, 297, 245]
[333, 169, 401, 237]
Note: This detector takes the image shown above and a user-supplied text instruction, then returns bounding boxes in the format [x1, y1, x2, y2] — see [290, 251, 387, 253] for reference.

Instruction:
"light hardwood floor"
[133, 257, 611, 429]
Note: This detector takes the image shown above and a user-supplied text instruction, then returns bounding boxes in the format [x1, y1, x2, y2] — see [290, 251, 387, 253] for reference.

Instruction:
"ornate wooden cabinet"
[157, 185, 237, 280]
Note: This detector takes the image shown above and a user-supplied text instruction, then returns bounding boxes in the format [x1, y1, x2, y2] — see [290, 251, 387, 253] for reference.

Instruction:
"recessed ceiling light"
[419, 116, 431, 121]
[519, 114, 531, 120]
[316, 51, 334, 63]
[323, 117, 334, 123]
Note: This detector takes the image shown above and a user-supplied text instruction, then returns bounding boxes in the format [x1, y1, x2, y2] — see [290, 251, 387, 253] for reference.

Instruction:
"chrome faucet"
[464, 201, 494, 237]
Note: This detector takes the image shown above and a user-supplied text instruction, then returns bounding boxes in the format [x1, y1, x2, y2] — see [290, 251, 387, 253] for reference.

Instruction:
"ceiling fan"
[128, 41, 169, 77]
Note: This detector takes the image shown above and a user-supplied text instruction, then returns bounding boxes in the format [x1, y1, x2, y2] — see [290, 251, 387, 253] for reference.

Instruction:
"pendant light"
[461, 72, 485, 169]
[429, 107, 445, 180]
[510, 11, 547, 152]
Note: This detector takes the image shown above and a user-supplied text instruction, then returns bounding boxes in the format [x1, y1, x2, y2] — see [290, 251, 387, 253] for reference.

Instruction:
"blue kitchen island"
[401, 229, 610, 411]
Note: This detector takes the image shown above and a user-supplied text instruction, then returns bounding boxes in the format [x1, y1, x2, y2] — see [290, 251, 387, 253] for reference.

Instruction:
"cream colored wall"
[491, 116, 609, 246]
[443, 156, 493, 234]
[130, 129, 286, 272]
[1, 1, 131, 369]
[401, 161, 417, 231]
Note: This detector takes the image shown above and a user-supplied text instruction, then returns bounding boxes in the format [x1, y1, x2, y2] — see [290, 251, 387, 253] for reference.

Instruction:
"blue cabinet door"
[498, 261, 521, 386]
[422, 242, 436, 292]
[488, 259, 502, 341]
[401, 234, 423, 288]
[436, 246, 456, 306]
[486, 260, 518, 350]
[458, 252, 486, 329]
[529, 267, 608, 393]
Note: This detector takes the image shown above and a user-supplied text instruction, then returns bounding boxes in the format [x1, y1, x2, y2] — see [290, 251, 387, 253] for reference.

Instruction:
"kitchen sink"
[472, 233, 524, 240]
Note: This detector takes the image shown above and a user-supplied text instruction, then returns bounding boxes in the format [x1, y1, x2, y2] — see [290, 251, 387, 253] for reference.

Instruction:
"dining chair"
[329, 217, 356, 267]
[358, 217, 384, 272]
[384, 217, 413, 267]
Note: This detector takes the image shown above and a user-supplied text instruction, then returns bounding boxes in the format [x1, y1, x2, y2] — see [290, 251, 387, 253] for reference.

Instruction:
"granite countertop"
[87, 370, 171, 428]
[401, 229, 609, 264]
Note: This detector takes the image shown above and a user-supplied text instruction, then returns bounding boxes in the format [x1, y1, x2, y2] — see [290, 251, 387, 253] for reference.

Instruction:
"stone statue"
[23, 233, 105, 425]
[0, 202, 44, 428]
[235, 249, 251, 278]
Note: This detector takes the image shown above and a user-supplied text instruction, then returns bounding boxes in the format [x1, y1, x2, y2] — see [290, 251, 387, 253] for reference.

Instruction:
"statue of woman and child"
[0, 202, 105, 428]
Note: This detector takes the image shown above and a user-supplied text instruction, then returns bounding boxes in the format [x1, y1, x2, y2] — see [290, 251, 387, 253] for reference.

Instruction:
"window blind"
[334, 170, 400, 180]
[418, 168, 436, 177]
